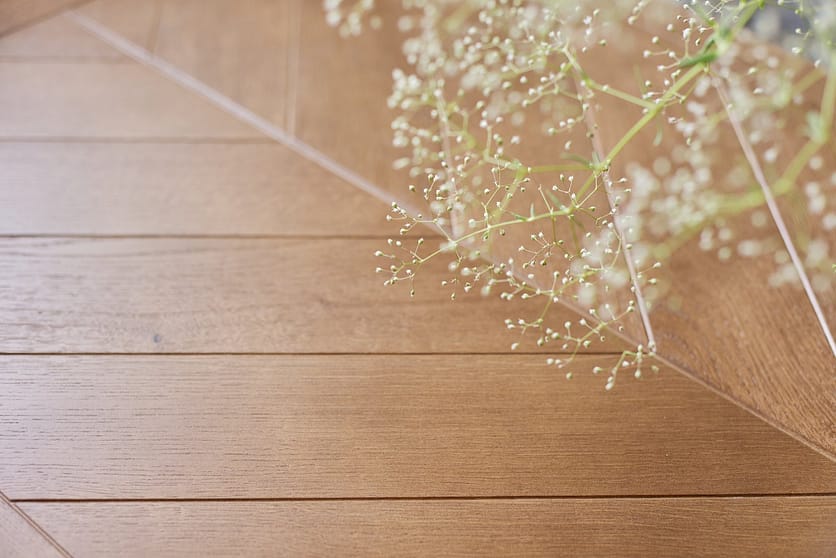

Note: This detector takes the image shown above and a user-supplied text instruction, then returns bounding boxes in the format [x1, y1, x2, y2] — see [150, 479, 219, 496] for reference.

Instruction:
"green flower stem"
[604, 63, 705, 167]
[589, 82, 657, 110]
[417, 208, 575, 264]
[563, 46, 656, 110]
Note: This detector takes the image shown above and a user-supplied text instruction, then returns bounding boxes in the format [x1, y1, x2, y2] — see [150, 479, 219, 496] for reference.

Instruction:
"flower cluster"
[327, 0, 835, 387]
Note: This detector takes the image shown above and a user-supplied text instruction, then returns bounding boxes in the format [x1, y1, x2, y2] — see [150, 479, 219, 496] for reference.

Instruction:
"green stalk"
[604, 63, 705, 166]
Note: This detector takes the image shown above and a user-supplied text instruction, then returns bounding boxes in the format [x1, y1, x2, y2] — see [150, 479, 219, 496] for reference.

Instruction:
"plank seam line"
[1, 490, 74, 558]
[12, 493, 836, 503]
[64, 10, 836, 464]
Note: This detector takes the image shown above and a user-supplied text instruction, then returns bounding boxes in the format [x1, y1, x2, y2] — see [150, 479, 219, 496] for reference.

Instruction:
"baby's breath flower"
[327, 0, 836, 386]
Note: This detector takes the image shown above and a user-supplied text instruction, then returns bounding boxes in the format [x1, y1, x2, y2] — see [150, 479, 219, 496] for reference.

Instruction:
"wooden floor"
[0, 2, 834, 556]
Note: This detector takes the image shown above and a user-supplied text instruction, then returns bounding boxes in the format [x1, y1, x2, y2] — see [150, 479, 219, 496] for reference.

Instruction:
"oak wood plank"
[0, 491, 67, 558]
[0, 142, 392, 236]
[0, 237, 618, 353]
[21, 497, 836, 558]
[0, 62, 261, 138]
[0, 13, 123, 60]
[153, 0, 291, 129]
[1, 355, 834, 499]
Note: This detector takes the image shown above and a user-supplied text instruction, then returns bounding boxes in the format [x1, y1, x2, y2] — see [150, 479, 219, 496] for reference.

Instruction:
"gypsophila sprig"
[327, 0, 835, 388]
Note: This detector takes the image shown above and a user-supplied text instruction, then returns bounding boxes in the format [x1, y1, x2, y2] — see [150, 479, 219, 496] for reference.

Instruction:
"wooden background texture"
[0, 1, 833, 556]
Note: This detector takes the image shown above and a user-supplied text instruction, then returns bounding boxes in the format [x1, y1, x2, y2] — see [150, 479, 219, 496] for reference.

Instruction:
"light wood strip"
[75, 0, 160, 49]
[1, 355, 834, 499]
[0, 237, 619, 353]
[153, 0, 291, 128]
[0, 62, 261, 138]
[0, 13, 122, 59]
[0, 491, 67, 558]
[21, 497, 836, 558]
[0, 142, 392, 236]
[0, 0, 78, 37]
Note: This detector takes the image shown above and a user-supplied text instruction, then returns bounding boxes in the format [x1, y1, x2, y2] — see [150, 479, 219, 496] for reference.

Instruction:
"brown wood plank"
[0, 142, 392, 236]
[21, 497, 836, 558]
[653, 246, 836, 458]
[0, 237, 618, 353]
[153, 0, 291, 128]
[75, 0, 160, 49]
[0, 491, 67, 558]
[0, 13, 123, 60]
[0, 62, 262, 138]
[1, 355, 834, 499]
[0, 0, 78, 37]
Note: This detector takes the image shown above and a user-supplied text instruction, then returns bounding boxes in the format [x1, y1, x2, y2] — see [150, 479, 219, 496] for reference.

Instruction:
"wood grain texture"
[0, 491, 67, 558]
[75, 0, 160, 49]
[0, 62, 261, 138]
[653, 243, 836, 458]
[153, 0, 291, 128]
[21, 497, 836, 558]
[2, 355, 834, 499]
[0, 355, 836, 499]
[0, 13, 123, 60]
[0, 5, 830, 556]
[0, 142, 393, 236]
[0, 237, 620, 353]
[0, 0, 78, 37]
